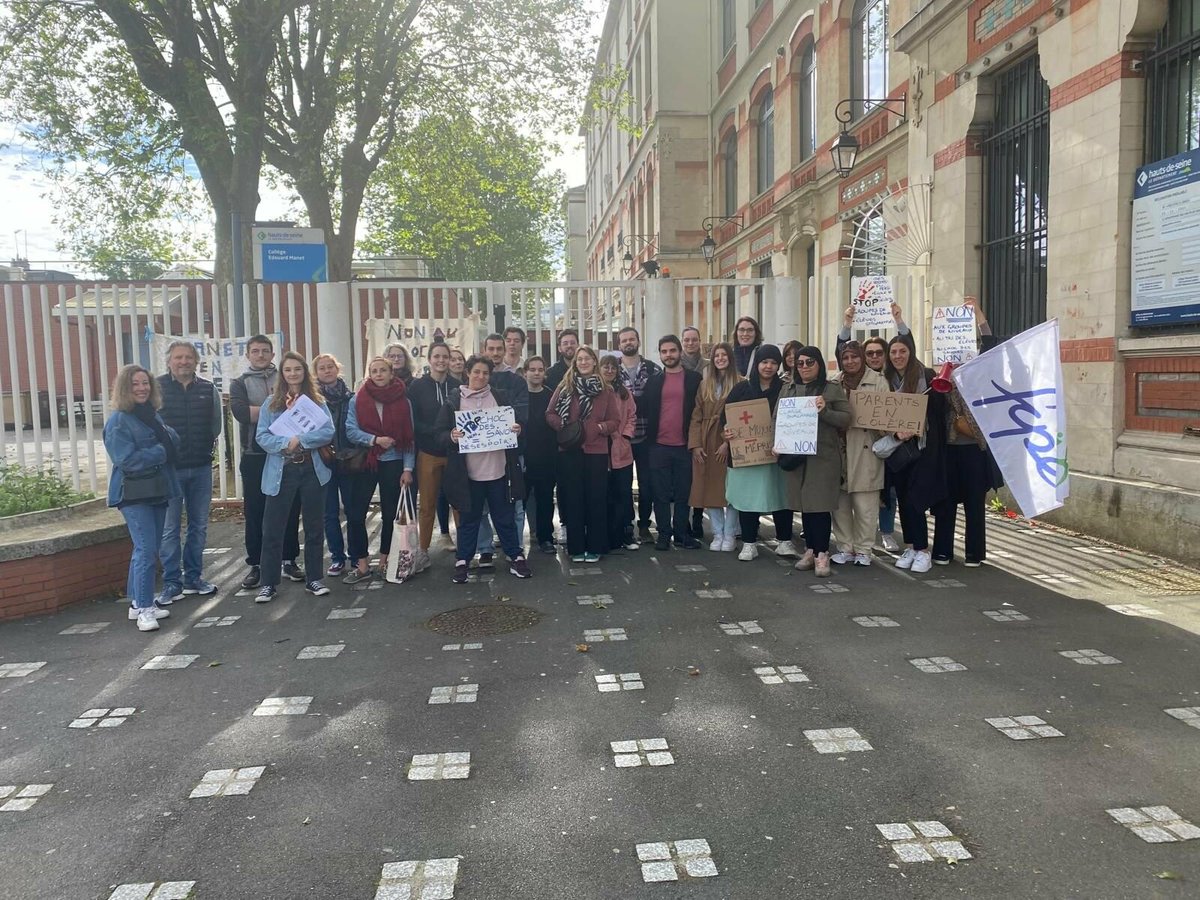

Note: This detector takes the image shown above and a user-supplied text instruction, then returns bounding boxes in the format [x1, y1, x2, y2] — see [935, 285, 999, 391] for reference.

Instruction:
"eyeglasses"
[864, 350, 885, 357]
[797, 358, 818, 367]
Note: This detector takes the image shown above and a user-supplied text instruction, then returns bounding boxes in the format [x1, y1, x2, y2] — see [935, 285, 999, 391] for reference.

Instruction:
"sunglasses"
[797, 358, 818, 367]
[864, 349, 885, 357]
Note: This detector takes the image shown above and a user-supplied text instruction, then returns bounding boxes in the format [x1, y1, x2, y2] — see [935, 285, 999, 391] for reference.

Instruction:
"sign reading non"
[252, 227, 328, 282]
[773, 396, 820, 455]
[1131, 148, 1200, 326]
[366, 318, 479, 368]
[850, 275, 896, 329]
[455, 406, 517, 454]
[931, 305, 978, 365]
[725, 399, 775, 467]
[848, 390, 927, 436]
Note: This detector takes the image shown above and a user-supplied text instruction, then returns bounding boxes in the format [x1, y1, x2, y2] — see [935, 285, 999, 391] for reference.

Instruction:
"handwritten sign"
[152, 332, 284, 394]
[366, 317, 479, 370]
[849, 390, 928, 436]
[850, 276, 895, 329]
[455, 406, 517, 454]
[932, 305, 978, 365]
[268, 394, 328, 438]
[725, 399, 775, 467]
[773, 396, 820, 455]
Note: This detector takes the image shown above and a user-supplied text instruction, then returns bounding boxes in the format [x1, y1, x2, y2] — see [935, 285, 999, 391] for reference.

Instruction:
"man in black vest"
[641, 335, 702, 551]
[157, 340, 223, 601]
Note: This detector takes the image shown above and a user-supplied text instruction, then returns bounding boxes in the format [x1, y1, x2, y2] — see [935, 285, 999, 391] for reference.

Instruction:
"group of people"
[104, 302, 1001, 632]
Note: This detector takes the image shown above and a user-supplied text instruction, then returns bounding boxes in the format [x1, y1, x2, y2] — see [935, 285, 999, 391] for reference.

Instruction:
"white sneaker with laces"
[910, 550, 932, 573]
[128, 605, 169, 621]
[895, 548, 917, 569]
[881, 533, 901, 552]
[830, 551, 852, 565]
[721, 537, 737, 552]
[853, 552, 872, 567]
[136, 610, 161, 631]
[709, 538, 723, 551]
[774, 540, 800, 558]
[738, 542, 759, 561]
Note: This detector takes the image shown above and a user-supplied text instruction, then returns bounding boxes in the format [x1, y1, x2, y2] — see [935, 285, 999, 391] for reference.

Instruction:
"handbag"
[335, 446, 369, 474]
[316, 445, 336, 465]
[386, 485, 422, 584]
[884, 438, 921, 474]
[122, 466, 169, 503]
[557, 419, 584, 450]
[777, 454, 806, 472]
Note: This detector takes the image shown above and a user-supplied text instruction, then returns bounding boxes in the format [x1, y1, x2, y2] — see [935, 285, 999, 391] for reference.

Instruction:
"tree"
[361, 114, 564, 281]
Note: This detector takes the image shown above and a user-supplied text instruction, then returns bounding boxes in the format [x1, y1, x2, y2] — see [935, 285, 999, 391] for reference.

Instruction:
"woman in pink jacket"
[546, 346, 623, 563]
[600, 353, 638, 552]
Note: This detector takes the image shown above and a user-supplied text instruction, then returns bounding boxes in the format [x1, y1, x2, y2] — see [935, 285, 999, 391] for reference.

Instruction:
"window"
[798, 41, 817, 159]
[849, 208, 887, 278]
[1146, 0, 1200, 161]
[851, 0, 889, 117]
[722, 131, 738, 216]
[722, 0, 736, 55]
[756, 89, 775, 195]
[982, 55, 1050, 337]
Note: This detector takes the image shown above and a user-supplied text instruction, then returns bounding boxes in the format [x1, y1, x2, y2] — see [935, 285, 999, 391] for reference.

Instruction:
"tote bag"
[385, 485, 421, 583]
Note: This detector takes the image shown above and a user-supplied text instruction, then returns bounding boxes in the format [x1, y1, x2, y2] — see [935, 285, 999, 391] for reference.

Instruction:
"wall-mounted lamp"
[830, 96, 908, 178]
[617, 234, 657, 275]
[699, 215, 745, 267]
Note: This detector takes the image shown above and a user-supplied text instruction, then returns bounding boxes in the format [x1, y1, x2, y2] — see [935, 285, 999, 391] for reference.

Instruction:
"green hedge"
[0, 463, 94, 518]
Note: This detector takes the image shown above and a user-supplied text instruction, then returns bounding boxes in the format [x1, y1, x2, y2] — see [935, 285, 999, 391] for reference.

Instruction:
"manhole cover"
[426, 604, 543, 637]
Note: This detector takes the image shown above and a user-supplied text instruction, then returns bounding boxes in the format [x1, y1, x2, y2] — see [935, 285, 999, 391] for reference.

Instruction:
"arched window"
[851, 0, 889, 117]
[756, 89, 775, 195]
[722, 131, 738, 216]
[1146, 0, 1200, 160]
[798, 40, 817, 159]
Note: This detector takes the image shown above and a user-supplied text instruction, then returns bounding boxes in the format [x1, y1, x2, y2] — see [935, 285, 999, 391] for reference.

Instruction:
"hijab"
[794, 345, 828, 396]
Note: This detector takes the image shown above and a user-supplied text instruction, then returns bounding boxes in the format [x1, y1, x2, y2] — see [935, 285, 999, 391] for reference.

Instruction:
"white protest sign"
[932, 305, 978, 365]
[152, 332, 284, 394]
[951, 319, 1069, 518]
[366, 317, 479, 370]
[267, 394, 328, 438]
[455, 406, 517, 454]
[773, 396, 820, 455]
[850, 276, 896, 329]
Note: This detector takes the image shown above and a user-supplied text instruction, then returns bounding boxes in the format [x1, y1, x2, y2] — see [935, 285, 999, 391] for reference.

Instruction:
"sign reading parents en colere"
[455, 407, 517, 454]
[848, 390, 927, 436]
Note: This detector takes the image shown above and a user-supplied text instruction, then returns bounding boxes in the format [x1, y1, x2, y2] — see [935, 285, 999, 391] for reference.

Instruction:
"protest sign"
[850, 275, 896, 329]
[455, 406, 517, 454]
[725, 399, 775, 467]
[267, 394, 328, 438]
[152, 332, 284, 394]
[848, 390, 928, 436]
[366, 317, 479, 369]
[932, 305, 978, 365]
[773, 396, 820, 455]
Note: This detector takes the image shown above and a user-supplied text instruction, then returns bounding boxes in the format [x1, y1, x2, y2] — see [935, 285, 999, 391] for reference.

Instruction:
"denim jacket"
[103, 410, 183, 507]
[345, 394, 416, 470]
[255, 399, 336, 496]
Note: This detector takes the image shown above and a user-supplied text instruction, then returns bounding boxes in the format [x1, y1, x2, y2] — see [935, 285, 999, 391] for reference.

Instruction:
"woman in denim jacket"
[103, 365, 182, 632]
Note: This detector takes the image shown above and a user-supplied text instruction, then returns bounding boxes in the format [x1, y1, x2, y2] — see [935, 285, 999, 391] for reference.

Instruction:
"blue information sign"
[252, 228, 328, 282]
[1131, 149, 1200, 326]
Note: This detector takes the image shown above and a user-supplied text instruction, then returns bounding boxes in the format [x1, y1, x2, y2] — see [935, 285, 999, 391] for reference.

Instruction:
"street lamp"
[617, 234, 657, 275]
[830, 96, 908, 178]
[699, 215, 744, 268]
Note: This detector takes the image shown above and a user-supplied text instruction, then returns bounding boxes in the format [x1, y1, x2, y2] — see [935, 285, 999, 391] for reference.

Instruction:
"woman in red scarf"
[344, 357, 416, 582]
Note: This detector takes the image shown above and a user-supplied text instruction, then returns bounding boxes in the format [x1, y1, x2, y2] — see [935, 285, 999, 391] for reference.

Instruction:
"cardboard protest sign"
[932, 305, 978, 365]
[773, 396, 819, 455]
[366, 317, 479, 369]
[850, 275, 895, 329]
[455, 406, 517, 453]
[725, 399, 775, 467]
[152, 332, 284, 394]
[848, 390, 927, 436]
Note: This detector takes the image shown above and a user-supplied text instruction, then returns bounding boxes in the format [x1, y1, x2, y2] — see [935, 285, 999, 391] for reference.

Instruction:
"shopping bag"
[386, 485, 421, 583]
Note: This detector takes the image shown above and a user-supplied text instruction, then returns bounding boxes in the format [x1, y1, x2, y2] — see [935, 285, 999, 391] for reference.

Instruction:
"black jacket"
[641, 368, 702, 447]
[546, 358, 569, 392]
[524, 389, 557, 464]
[409, 374, 461, 457]
[434, 386, 526, 513]
[156, 373, 221, 469]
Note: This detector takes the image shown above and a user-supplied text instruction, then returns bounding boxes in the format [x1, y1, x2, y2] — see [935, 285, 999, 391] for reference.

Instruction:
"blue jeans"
[476, 499, 525, 554]
[458, 479, 522, 563]
[324, 463, 354, 565]
[879, 485, 898, 534]
[123, 503, 167, 609]
[161, 465, 212, 588]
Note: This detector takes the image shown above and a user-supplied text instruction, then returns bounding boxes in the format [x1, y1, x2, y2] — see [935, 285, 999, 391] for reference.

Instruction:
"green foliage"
[361, 115, 564, 281]
[583, 63, 646, 140]
[0, 463, 92, 518]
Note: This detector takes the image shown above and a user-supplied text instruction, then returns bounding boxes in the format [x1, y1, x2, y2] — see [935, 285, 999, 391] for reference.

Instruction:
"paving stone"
[925, 578, 966, 589]
[327, 607, 367, 619]
[674, 565, 707, 573]
[983, 609, 1030, 622]
[577, 594, 614, 607]
[188, 766, 265, 798]
[428, 684, 479, 704]
[194, 616, 240, 628]
[0, 783, 53, 811]
[140, 655, 197, 671]
[635, 838, 717, 882]
[754, 665, 809, 684]
[852, 615, 899, 627]
[808, 582, 850, 594]
[252, 696, 312, 716]
[718, 620, 763, 635]
[297, 644, 345, 659]
[985, 715, 1065, 740]
[1106, 806, 1200, 842]
[107, 882, 197, 900]
[595, 672, 644, 692]
[376, 858, 459, 899]
[876, 820, 971, 863]
[1164, 707, 1200, 730]
[909, 656, 967, 674]
[611, 738, 674, 767]
[59, 623, 110, 635]
[202, 547, 231, 555]
[0, 661, 46, 678]
[694, 589, 732, 599]
[1032, 573, 1082, 585]
[569, 568, 604, 576]
[69, 707, 136, 728]
[804, 727, 873, 753]
[1059, 649, 1121, 666]
[582, 628, 628, 642]
[441, 643, 483, 651]
[1105, 603, 1162, 617]
[407, 752, 471, 781]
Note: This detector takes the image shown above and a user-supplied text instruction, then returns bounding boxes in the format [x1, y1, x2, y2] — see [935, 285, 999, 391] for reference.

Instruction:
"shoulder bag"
[336, 446, 369, 473]
[557, 419, 584, 450]
[122, 466, 169, 503]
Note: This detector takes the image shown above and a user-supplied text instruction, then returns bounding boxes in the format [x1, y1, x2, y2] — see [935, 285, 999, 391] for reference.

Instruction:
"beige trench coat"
[781, 380, 852, 513]
[687, 387, 731, 508]
[830, 368, 888, 493]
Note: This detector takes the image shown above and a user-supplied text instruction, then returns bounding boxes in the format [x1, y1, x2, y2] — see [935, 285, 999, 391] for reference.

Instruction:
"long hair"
[598, 354, 629, 400]
[884, 333, 924, 394]
[383, 342, 414, 379]
[269, 351, 322, 411]
[110, 364, 162, 412]
[560, 346, 611, 398]
[700, 341, 744, 403]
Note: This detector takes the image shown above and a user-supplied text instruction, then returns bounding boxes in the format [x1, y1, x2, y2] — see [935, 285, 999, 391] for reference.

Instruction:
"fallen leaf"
[302, 816, 311, 826]
[665, 587, 676, 593]
[1154, 872, 1183, 881]
[593, 602, 606, 609]
[567, 581, 578, 586]
[575, 643, 590, 653]
[703, 581, 710, 587]
[207, 661, 222, 667]
[945, 858, 957, 866]
[496, 595, 511, 602]
[688, 667, 701, 676]
[273, 638, 290, 644]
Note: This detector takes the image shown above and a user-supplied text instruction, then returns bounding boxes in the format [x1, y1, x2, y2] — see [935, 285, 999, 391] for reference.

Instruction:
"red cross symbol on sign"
[739, 410, 753, 425]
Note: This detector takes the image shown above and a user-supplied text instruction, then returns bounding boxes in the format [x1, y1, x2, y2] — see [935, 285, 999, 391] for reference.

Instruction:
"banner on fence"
[951, 319, 1069, 518]
[773, 396, 820, 454]
[725, 399, 775, 467]
[850, 276, 896, 329]
[151, 332, 284, 394]
[931, 305, 978, 365]
[848, 390, 927, 436]
[366, 317, 480, 367]
[455, 406, 517, 453]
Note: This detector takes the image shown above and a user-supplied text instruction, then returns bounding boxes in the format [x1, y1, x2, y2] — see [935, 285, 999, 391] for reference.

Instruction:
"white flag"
[950, 320, 1069, 518]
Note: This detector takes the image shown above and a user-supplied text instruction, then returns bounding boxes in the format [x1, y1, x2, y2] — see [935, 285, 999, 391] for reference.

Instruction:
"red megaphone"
[931, 362, 955, 393]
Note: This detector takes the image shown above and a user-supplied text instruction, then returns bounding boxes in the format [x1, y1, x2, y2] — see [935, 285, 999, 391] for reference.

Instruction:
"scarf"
[131, 401, 176, 466]
[838, 343, 867, 391]
[556, 375, 603, 424]
[733, 342, 759, 377]
[355, 379, 413, 471]
[460, 384, 494, 405]
[318, 376, 352, 405]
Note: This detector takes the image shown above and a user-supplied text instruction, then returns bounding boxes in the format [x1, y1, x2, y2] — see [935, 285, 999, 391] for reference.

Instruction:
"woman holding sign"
[780, 346, 851, 577]
[689, 342, 743, 551]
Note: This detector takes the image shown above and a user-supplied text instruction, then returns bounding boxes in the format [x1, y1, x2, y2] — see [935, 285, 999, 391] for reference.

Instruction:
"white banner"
[932, 305, 978, 365]
[850, 276, 896, 329]
[455, 406, 517, 453]
[366, 317, 479, 369]
[152, 332, 284, 394]
[951, 320, 1069, 518]
[773, 396, 820, 455]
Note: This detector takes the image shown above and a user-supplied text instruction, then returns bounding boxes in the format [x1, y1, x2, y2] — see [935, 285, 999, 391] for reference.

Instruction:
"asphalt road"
[1, 512, 1198, 899]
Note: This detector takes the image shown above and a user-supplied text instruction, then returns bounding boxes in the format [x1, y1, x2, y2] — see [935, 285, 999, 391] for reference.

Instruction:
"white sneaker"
[910, 550, 932, 574]
[136, 609, 161, 631]
[709, 538, 723, 551]
[830, 551, 852, 565]
[774, 540, 800, 558]
[128, 605, 169, 621]
[895, 548, 916, 569]
[881, 533, 901, 552]
[853, 552, 872, 567]
[738, 543, 759, 561]
[413, 551, 432, 574]
[721, 537, 737, 552]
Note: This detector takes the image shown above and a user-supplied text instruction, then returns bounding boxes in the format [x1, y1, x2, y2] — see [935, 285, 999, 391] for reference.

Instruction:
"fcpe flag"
[950, 319, 1069, 518]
